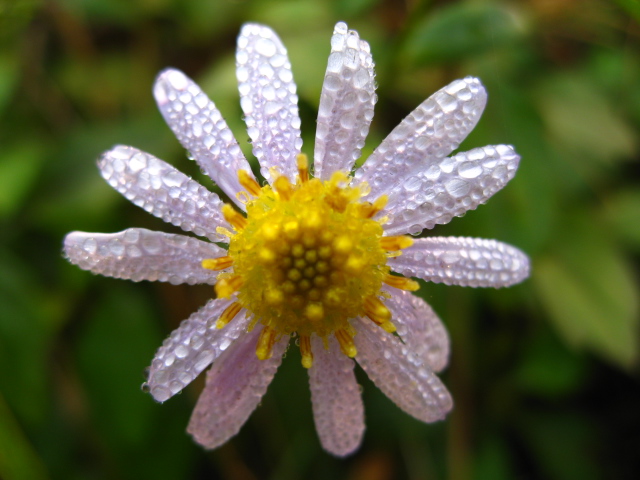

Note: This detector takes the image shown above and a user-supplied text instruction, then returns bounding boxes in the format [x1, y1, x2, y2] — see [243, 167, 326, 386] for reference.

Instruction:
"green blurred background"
[1, 0, 639, 478]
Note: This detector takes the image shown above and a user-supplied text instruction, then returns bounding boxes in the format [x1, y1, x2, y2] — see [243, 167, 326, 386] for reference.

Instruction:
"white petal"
[314, 22, 376, 180]
[154, 69, 254, 207]
[308, 335, 364, 457]
[353, 317, 452, 423]
[389, 236, 530, 288]
[187, 326, 289, 449]
[384, 289, 449, 373]
[99, 145, 227, 242]
[64, 229, 224, 285]
[146, 299, 250, 402]
[383, 144, 521, 235]
[236, 23, 302, 182]
[355, 77, 486, 202]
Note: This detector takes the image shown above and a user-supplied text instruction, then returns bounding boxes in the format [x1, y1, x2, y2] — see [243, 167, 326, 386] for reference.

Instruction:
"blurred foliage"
[0, 0, 639, 479]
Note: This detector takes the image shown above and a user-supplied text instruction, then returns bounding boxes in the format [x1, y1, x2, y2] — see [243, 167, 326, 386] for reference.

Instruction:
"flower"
[64, 21, 530, 456]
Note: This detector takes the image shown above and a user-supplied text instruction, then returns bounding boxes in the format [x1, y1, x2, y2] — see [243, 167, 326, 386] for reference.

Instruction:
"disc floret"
[205, 155, 418, 365]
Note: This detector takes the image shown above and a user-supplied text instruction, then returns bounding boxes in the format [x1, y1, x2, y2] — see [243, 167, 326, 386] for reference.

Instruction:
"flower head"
[64, 22, 530, 456]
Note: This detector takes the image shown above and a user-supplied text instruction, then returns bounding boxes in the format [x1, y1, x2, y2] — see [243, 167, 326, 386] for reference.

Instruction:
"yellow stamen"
[333, 235, 353, 255]
[300, 334, 313, 368]
[344, 254, 365, 274]
[296, 153, 309, 183]
[335, 329, 357, 357]
[222, 165, 391, 351]
[216, 226, 235, 238]
[202, 256, 233, 271]
[222, 204, 247, 230]
[215, 274, 244, 298]
[273, 175, 294, 200]
[383, 273, 420, 291]
[304, 303, 324, 322]
[284, 221, 300, 240]
[256, 326, 277, 360]
[363, 296, 396, 333]
[265, 288, 284, 305]
[261, 224, 280, 241]
[358, 195, 388, 218]
[238, 169, 261, 196]
[258, 247, 276, 264]
[216, 302, 242, 329]
[380, 235, 413, 251]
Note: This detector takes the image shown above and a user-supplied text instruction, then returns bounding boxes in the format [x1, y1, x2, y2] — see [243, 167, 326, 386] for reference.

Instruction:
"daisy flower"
[64, 22, 530, 456]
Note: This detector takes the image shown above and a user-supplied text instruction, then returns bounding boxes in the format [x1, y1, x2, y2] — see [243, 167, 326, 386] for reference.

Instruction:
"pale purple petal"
[187, 326, 289, 449]
[236, 23, 302, 182]
[383, 144, 521, 235]
[354, 77, 486, 202]
[314, 22, 376, 180]
[99, 145, 227, 242]
[308, 335, 364, 457]
[384, 289, 449, 373]
[64, 228, 224, 285]
[353, 317, 452, 423]
[153, 69, 254, 207]
[389, 236, 530, 288]
[146, 299, 251, 402]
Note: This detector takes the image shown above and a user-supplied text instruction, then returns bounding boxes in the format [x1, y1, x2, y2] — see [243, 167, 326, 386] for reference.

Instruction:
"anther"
[259, 248, 276, 264]
[383, 273, 420, 291]
[216, 302, 242, 329]
[358, 195, 388, 218]
[291, 243, 305, 257]
[287, 269, 302, 282]
[265, 289, 284, 305]
[274, 175, 294, 200]
[284, 221, 300, 240]
[364, 296, 396, 333]
[344, 255, 365, 274]
[305, 303, 324, 322]
[380, 235, 414, 251]
[215, 274, 244, 299]
[296, 153, 309, 183]
[303, 212, 322, 230]
[316, 261, 330, 273]
[261, 224, 280, 241]
[222, 204, 247, 230]
[202, 256, 233, 271]
[308, 288, 321, 300]
[335, 329, 357, 357]
[333, 236, 353, 255]
[256, 327, 277, 360]
[300, 335, 313, 368]
[237, 169, 261, 196]
[318, 246, 332, 259]
[282, 281, 296, 293]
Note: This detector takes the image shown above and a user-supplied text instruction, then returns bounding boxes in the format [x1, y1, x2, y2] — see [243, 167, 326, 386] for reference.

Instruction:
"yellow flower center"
[203, 155, 418, 367]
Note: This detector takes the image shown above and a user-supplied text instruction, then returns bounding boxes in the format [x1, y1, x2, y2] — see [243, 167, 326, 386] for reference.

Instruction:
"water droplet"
[458, 161, 482, 179]
[255, 38, 276, 57]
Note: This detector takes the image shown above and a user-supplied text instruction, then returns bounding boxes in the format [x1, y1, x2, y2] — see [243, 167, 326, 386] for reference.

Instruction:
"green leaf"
[536, 74, 637, 168]
[0, 248, 51, 424]
[401, 3, 525, 66]
[0, 144, 44, 218]
[0, 394, 49, 480]
[603, 188, 640, 250]
[534, 217, 639, 368]
[515, 329, 587, 398]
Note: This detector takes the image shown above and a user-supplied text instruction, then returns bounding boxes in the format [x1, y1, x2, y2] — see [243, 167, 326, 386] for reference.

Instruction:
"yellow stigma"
[215, 167, 414, 361]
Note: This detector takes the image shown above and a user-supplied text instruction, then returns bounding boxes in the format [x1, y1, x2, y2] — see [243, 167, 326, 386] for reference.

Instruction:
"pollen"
[214, 163, 415, 361]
